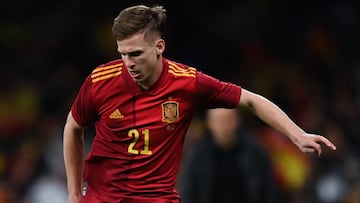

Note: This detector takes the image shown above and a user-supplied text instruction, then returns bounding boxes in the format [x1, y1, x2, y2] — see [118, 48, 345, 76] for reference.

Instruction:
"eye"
[129, 51, 143, 57]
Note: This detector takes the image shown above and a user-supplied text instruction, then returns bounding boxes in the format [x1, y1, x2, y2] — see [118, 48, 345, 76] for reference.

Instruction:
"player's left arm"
[238, 88, 337, 156]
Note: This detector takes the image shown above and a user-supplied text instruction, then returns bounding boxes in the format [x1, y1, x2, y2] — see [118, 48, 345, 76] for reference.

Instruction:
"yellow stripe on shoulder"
[168, 61, 196, 73]
[91, 63, 123, 83]
[91, 67, 122, 78]
[168, 66, 196, 75]
[92, 63, 123, 73]
[168, 69, 196, 78]
[168, 61, 196, 77]
[92, 71, 122, 83]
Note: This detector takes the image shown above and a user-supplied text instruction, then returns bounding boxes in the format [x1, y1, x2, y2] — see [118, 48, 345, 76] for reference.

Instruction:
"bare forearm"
[239, 89, 336, 155]
[63, 115, 85, 196]
[240, 90, 304, 141]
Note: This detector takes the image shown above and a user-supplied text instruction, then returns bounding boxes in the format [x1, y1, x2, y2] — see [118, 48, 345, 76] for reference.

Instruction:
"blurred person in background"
[25, 136, 67, 203]
[0, 180, 22, 203]
[305, 119, 360, 203]
[179, 108, 281, 203]
[63, 4, 336, 203]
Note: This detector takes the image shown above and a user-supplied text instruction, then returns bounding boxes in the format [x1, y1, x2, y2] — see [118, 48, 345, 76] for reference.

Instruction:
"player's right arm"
[63, 111, 85, 203]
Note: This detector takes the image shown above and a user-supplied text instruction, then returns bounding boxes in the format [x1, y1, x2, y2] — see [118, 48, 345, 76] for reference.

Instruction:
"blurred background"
[1, 0, 359, 202]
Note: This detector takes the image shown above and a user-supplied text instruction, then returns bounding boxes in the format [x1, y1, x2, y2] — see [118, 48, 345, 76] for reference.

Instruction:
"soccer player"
[63, 5, 337, 203]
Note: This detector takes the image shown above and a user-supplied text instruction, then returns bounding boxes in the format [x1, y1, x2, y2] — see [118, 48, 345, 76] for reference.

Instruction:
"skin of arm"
[239, 89, 336, 156]
[63, 112, 85, 203]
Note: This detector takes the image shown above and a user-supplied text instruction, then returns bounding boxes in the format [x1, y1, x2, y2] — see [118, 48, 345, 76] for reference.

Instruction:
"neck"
[136, 81, 148, 90]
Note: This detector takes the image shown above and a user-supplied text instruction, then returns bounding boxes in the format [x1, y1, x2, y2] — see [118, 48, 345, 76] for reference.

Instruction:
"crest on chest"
[161, 101, 179, 123]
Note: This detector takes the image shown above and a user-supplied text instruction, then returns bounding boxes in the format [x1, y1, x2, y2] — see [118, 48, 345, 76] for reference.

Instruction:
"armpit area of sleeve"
[70, 98, 97, 127]
[69, 76, 97, 127]
[70, 107, 86, 128]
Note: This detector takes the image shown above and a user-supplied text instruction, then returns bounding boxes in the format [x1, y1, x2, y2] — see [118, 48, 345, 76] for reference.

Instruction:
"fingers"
[302, 147, 316, 153]
[303, 135, 337, 157]
[317, 136, 337, 150]
[313, 142, 322, 157]
[302, 145, 322, 157]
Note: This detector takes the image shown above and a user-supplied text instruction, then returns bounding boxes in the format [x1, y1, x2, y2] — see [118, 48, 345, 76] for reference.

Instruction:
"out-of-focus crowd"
[0, 0, 359, 202]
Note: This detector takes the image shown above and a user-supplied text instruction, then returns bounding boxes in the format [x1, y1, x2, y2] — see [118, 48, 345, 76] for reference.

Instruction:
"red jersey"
[71, 58, 241, 202]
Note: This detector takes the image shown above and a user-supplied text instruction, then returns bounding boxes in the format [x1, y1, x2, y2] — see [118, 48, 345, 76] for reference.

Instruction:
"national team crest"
[161, 101, 179, 123]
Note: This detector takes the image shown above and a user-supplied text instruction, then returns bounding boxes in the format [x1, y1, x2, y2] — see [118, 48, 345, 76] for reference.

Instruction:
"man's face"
[207, 108, 240, 148]
[116, 33, 164, 85]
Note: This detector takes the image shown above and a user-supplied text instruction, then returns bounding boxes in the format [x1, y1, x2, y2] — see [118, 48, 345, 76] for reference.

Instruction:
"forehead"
[116, 33, 151, 53]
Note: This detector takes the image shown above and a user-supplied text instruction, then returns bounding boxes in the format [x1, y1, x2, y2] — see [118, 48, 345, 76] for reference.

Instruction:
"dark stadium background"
[1, 0, 359, 202]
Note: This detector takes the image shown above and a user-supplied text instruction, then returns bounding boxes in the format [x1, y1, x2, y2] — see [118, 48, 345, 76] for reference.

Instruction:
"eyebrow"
[118, 50, 143, 56]
[128, 50, 143, 56]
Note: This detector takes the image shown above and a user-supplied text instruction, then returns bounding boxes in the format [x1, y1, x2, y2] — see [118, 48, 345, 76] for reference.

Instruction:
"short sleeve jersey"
[71, 58, 241, 202]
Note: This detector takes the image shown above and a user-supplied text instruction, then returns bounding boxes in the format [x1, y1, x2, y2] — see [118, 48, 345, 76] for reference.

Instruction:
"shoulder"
[165, 59, 222, 85]
[90, 59, 124, 84]
[165, 59, 197, 79]
[87, 59, 126, 100]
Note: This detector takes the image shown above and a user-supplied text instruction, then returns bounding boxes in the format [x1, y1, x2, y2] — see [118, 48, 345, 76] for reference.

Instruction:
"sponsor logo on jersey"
[161, 101, 179, 123]
[109, 109, 124, 119]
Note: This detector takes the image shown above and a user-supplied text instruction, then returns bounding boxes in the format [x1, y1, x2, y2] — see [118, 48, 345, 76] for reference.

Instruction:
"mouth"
[129, 70, 141, 79]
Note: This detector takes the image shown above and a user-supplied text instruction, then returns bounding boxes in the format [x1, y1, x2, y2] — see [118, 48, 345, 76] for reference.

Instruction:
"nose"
[122, 55, 135, 68]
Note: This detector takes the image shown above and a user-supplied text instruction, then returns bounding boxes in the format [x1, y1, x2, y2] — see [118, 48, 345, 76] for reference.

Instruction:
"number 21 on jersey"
[128, 129, 152, 155]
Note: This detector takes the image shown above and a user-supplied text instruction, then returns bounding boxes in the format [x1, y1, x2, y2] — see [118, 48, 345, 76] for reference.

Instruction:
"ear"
[155, 39, 165, 55]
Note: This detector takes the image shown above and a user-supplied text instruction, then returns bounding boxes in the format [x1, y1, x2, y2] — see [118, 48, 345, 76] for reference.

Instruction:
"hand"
[293, 133, 337, 157]
[67, 194, 82, 203]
